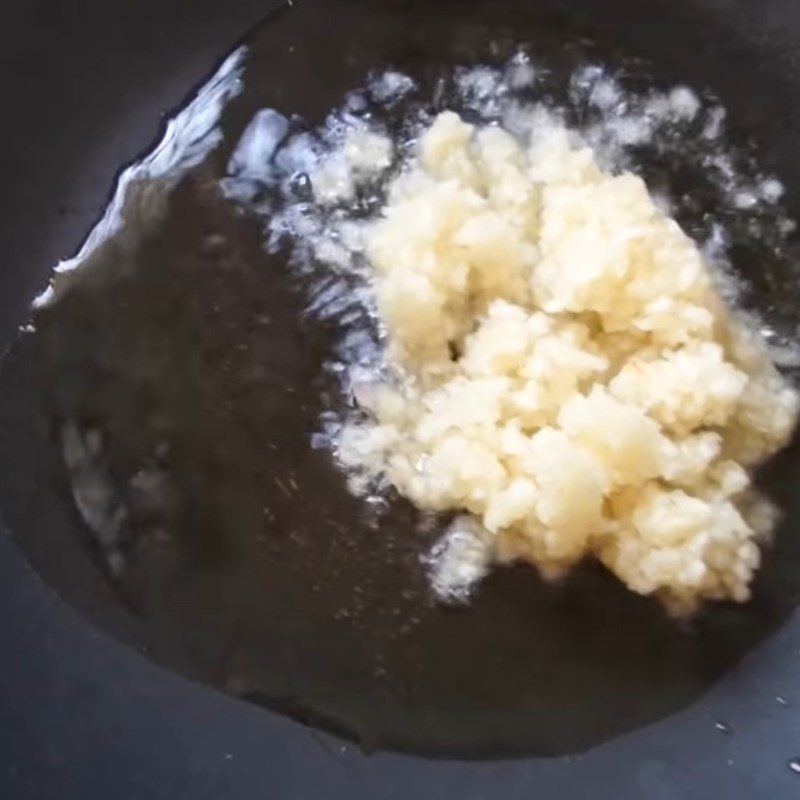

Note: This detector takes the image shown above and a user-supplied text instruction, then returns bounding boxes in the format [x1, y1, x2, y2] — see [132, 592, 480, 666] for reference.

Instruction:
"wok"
[3, 0, 800, 797]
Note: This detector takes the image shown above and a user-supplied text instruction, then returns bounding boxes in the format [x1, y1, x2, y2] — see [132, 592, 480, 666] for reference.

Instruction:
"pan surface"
[3, 0, 800, 796]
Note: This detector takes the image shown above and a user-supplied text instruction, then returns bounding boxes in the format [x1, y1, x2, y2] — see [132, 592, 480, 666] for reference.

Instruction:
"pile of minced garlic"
[335, 110, 799, 613]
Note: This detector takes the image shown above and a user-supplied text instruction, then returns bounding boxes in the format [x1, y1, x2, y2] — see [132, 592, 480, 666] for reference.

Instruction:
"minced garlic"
[337, 111, 799, 613]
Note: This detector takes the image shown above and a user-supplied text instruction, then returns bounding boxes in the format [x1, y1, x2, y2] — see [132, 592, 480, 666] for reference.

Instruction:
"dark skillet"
[3, 0, 800, 797]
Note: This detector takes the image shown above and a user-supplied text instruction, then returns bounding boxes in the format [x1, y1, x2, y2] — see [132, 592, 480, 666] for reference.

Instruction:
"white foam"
[455, 66, 508, 118]
[368, 71, 416, 104]
[505, 52, 537, 90]
[760, 177, 785, 203]
[666, 86, 701, 121]
[703, 106, 727, 140]
[423, 516, 494, 602]
[227, 108, 289, 182]
[589, 78, 623, 111]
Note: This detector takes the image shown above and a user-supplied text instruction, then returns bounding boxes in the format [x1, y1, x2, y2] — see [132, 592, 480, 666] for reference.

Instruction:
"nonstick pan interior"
[3, 0, 800, 768]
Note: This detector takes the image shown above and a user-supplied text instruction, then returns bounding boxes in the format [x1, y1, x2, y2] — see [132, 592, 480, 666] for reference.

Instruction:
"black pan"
[3, 0, 800, 797]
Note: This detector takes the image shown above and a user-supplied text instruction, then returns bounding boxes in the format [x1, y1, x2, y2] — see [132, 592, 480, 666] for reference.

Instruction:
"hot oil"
[3, 0, 800, 758]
